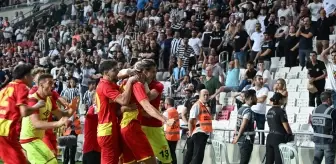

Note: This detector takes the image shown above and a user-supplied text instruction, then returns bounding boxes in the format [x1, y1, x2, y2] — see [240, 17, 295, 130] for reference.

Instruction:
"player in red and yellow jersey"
[20, 74, 78, 164]
[118, 59, 173, 163]
[118, 60, 174, 164]
[96, 60, 138, 164]
[29, 67, 69, 156]
[0, 64, 45, 164]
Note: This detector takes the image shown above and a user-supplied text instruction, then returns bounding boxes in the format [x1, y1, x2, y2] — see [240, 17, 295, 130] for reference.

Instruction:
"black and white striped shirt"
[136, 19, 146, 31]
[171, 38, 182, 56]
[61, 87, 80, 103]
[83, 90, 95, 107]
[177, 45, 195, 69]
[171, 23, 182, 32]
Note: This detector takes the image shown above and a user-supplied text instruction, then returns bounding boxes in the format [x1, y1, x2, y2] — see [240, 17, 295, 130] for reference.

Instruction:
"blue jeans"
[299, 49, 311, 67]
[313, 144, 336, 164]
[235, 51, 246, 68]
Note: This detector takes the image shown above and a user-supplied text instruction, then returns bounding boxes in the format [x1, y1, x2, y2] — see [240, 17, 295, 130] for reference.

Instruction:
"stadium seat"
[287, 113, 296, 124]
[296, 114, 310, 124]
[287, 84, 298, 92]
[274, 71, 286, 79]
[286, 98, 297, 107]
[162, 72, 171, 80]
[299, 91, 309, 99]
[299, 107, 314, 115]
[286, 106, 300, 115]
[296, 98, 309, 107]
[279, 143, 299, 164]
[288, 79, 302, 86]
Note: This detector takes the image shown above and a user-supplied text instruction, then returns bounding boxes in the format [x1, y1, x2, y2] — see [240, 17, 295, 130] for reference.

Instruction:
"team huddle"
[0, 59, 181, 164]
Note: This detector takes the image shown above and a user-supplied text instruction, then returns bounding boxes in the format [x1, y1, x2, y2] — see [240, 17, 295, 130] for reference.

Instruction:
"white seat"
[278, 67, 290, 73]
[296, 113, 310, 124]
[286, 106, 300, 114]
[156, 72, 164, 81]
[296, 98, 309, 107]
[290, 123, 301, 132]
[274, 72, 286, 79]
[211, 140, 240, 164]
[290, 66, 302, 72]
[299, 124, 313, 132]
[279, 143, 299, 164]
[286, 98, 296, 107]
[286, 84, 298, 92]
[299, 107, 314, 114]
[286, 71, 298, 79]
[219, 92, 227, 105]
[266, 92, 274, 105]
[299, 91, 309, 99]
[287, 113, 296, 124]
[288, 79, 301, 86]
[297, 84, 307, 92]
[162, 72, 171, 80]
[288, 92, 300, 98]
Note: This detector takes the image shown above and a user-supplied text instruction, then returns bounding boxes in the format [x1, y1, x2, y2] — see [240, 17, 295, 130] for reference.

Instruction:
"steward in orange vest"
[184, 89, 213, 164]
[165, 107, 180, 141]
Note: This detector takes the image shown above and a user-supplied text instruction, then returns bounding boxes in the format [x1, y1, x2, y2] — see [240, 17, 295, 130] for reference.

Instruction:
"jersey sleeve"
[51, 91, 60, 100]
[154, 82, 164, 93]
[103, 84, 121, 101]
[51, 98, 59, 111]
[133, 82, 148, 102]
[16, 85, 29, 106]
[27, 97, 39, 114]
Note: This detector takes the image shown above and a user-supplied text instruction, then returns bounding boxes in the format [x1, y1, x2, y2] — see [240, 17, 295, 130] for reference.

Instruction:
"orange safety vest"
[196, 101, 213, 133]
[165, 108, 180, 141]
[63, 113, 81, 136]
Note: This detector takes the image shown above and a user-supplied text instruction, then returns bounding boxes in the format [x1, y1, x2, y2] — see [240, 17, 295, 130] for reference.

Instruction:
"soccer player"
[0, 63, 45, 164]
[20, 74, 78, 164]
[118, 59, 173, 164]
[83, 91, 101, 164]
[30, 67, 69, 156]
[118, 60, 174, 164]
[96, 60, 138, 164]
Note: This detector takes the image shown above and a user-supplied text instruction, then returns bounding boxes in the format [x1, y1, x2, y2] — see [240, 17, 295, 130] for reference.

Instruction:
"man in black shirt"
[316, 9, 333, 54]
[296, 17, 314, 67]
[209, 22, 224, 53]
[255, 32, 274, 70]
[233, 23, 249, 68]
[306, 51, 327, 107]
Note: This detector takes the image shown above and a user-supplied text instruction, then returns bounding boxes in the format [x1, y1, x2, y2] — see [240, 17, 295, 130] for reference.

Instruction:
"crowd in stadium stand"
[0, 0, 335, 163]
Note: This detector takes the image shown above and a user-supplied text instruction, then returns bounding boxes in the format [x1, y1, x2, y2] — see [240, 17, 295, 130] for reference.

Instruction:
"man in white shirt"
[245, 11, 259, 36]
[15, 26, 24, 42]
[256, 61, 271, 88]
[83, 1, 93, 18]
[277, 0, 292, 24]
[249, 23, 263, 61]
[321, 42, 336, 106]
[248, 75, 268, 145]
[188, 29, 202, 56]
[308, 0, 323, 23]
[3, 23, 13, 42]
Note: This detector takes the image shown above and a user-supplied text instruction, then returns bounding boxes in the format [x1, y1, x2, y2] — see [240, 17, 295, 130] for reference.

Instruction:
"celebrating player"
[96, 60, 138, 164]
[20, 74, 78, 164]
[118, 59, 173, 163]
[30, 67, 69, 156]
[0, 63, 45, 164]
[118, 60, 174, 164]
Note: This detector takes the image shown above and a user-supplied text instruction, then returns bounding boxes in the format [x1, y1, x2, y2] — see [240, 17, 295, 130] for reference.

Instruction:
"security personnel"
[163, 97, 180, 164]
[233, 90, 257, 164]
[184, 89, 213, 164]
[311, 91, 336, 164]
[265, 92, 293, 164]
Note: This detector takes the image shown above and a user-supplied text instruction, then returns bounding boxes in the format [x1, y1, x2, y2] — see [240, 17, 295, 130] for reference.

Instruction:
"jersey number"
[159, 150, 169, 159]
[0, 87, 14, 107]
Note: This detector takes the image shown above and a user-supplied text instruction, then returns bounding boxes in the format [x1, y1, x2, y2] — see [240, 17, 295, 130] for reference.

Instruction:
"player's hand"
[165, 118, 175, 126]
[34, 100, 45, 109]
[68, 97, 79, 110]
[57, 117, 68, 127]
[128, 75, 139, 83]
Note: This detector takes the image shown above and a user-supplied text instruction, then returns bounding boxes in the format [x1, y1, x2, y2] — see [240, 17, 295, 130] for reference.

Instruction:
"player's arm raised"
[134, 82, 173, 125]
[52, 97, 79, 118]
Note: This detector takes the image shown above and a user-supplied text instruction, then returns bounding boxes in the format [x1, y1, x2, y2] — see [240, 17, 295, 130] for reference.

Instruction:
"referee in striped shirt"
[61, 77, 80, 105]
[171, 31, 183, 57]
[177, 36, 196, 72]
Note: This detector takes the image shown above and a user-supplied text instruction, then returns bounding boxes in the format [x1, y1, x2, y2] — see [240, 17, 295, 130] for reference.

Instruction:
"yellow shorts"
[142, 126, 172, 163]
[21, 139, 58, 164]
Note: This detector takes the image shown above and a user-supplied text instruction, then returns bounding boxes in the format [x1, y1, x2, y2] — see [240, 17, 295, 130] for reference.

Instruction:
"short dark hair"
[99, 60, 117, 74]
[37, 74, 53, 84]
[247, 61, 254, 65]
[88, 80, 96, 86]
[257, 59, 264, 64]
[320, 91, 332, 102]
[196, 83, 206, 92]
[243, 90, 256, 100]
[165, 97, 174, 106]
[12, 63, 33, 80]
[310, 51, 317, 56]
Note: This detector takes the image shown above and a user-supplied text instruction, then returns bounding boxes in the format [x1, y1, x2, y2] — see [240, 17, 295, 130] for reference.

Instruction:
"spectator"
[273, 78, 288, 106]
[307, 51, 326, 107]
[239, 61, 257, 91]
[296, 17, 314, 67]
[256, 60, 272, 88]
[249, 23, 263, 63]
[255, 31, 274, 70]
[233, 22, 249, 68]
[315, 9, 333, 55]
[284, 25, 299, 67]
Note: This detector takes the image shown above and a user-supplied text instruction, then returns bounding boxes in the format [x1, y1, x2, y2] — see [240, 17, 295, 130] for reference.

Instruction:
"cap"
[270, 92, 285, 102]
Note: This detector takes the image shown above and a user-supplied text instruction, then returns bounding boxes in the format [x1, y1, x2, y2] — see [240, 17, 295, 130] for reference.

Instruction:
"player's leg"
[0, 136, 27, 164]
[123, 122, 155, 164]
[42, 136, 57, 156]
[98, 125, 121, 164]
[21, 139, 58, 164]
[142, 126, 172, 164]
